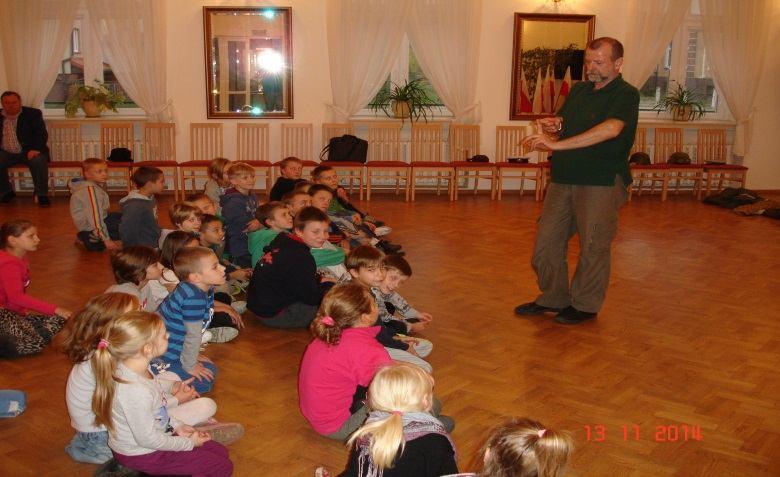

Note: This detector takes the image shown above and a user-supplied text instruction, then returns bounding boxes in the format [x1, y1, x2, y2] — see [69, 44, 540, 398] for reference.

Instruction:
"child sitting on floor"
[156, 247, 230, 394]
[282, 189, 312, 217]
[119, 166, 165, 249]
[0, 220, 71, 358]
[298, 282, 392, 440]
[337, 362, 458, 476]
[68, 158, 122, 251]
[248, 201, 293, 267]
[57, 292, 219, 465]
[376, 254, 433, 334]
[185, 193, 218, 217]
[105, 246, 163, 312]
[198, 214, 252, 284]
[204, 157, 231, 215]
[220, 162, 260, 268]
[270, 156, 305, 201]
[246, 207, 335, 328]
[91, 311, 234, 476]
[346, 246, 432, 373]
[159, 203, 202, 248]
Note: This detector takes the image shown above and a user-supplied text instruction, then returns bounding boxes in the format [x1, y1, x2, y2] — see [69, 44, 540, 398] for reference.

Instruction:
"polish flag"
[554, 66, 572, 112]
[519, 68, 532, 113]
[540, 68, 551, 114]
[532, 69, 543, 114]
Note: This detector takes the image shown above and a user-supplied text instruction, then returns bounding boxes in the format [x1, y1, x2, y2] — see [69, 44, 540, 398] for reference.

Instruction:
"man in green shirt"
[515, 37, 639, 325]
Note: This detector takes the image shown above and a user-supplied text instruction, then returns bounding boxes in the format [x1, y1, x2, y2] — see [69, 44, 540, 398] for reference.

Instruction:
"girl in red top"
[298, 282, 392, 440]
[0, 220, 71, 357]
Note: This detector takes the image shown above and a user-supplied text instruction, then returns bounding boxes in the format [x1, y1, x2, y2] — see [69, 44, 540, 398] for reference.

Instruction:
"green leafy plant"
[368, 78, 440, 122]
[64, 81, 127, 117]
[653, 83, 706, 121]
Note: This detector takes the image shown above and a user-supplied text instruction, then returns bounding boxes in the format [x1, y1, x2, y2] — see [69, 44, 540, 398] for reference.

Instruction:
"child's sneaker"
[373, 226, 392, 236]
[209, 327, 239, 343]
[194, 422, 244, 445]
[201, 330, 213, 344]
[231, 300, 247, 314]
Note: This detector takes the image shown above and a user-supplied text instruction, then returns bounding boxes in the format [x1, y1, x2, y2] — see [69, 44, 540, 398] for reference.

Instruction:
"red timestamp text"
[583, 424, 703, 442]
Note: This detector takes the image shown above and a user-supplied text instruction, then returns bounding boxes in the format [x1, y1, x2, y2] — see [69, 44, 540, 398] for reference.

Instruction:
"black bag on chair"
[667, 151, 691, 165]
[107, 147, 133, 163]
[629, 152, 651, 165]
[320, 135, 368, 163]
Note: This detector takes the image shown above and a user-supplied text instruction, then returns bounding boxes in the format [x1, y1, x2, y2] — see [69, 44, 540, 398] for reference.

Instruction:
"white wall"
[165, 0, 780, 189]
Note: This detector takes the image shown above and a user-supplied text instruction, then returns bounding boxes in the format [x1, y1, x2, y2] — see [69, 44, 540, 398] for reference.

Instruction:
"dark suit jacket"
[0, 106, 49, 156]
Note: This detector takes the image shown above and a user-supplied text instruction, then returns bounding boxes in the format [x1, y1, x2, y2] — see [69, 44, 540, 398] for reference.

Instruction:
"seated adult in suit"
[0, 91, 50, 207]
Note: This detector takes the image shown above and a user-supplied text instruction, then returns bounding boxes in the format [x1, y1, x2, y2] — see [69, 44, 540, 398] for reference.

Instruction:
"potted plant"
[64, 81, 127, 118]
[368, 78, 440, 122]
[653, 83, 706, 121]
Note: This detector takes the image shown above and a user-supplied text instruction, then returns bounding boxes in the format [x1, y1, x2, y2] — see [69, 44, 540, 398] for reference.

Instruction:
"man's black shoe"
[554, 306, 597, 325]
[0, 190, 15, 203]
[514, 301, 563, 316]
[37, 196, 51, 207]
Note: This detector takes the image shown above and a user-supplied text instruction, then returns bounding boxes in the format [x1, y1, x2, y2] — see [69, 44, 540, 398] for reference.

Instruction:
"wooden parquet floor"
[0, 191, 779, 477]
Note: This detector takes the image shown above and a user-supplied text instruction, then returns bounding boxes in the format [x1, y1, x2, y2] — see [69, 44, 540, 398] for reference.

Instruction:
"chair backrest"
[697, 128, 727, 164]
[47, 122, 82, 162]
[367, 122, 402, 162]
[321, 123, 353, 151]
[100, 122, 134, 160]
[281, 123, 314, 161]
[142, 122, 175, 162]
[631, 127, 647, 155]
[410, 123, 444, 162]
[653, 127, 683, 164]
[495, 125, 528, 163]
[190, 123, 223, 162]
[237, 123, 270, 162]
[449, 124, 480, 162]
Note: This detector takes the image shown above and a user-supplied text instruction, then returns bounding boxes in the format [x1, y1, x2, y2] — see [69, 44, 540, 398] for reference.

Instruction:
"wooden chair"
[46, 122, 84, 196]
[628, 127, 669, 201]
[281, 123, 314, 162]
[364, 122, 408, 201]
[237, 123, 273, 196]
[698, 128, 748, 195]
[320, 123, 364, 199]
[494, 125, 542, 201]
[180, 123, 223, 194]
[135, 122, 179, 199]
[101, 122, 135, 193]
[409, 123, 453, 201]
[656, 127, 703, 199]
[451, 124, 494, 200]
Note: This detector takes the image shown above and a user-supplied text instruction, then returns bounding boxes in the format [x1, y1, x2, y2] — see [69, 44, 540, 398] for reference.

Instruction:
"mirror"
[203, 6, 293, 118]
[510, 13, 595, 120]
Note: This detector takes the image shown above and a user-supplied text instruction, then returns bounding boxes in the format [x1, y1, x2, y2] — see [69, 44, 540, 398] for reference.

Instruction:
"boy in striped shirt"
[156, 246, 227, 394]
[69, 158, 121, 251]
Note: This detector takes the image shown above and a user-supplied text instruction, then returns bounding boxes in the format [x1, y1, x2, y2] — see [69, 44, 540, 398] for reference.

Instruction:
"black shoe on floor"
[37, 196, 51, 207]
[377, 240, 403, 254]
[0, 190, 15, 203]
[514, 301, 563, 316]
[554, 306, 597, 325]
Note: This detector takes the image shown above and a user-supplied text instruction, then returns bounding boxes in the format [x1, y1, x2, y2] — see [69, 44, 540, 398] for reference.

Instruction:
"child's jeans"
[114, 440, 232, 477]
[161, 361, 219, 394]
[0, 390, 26, 417]
[65, 430, 112, 464]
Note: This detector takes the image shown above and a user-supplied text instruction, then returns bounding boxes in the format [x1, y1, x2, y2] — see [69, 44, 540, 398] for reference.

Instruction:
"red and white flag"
[532, 69, 543, 114]
[519, 68, 532, 113]
[540, 67, 551, 114]
[554, 66, 572, 112]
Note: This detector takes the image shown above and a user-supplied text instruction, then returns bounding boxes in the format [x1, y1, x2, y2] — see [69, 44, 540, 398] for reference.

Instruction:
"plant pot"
[672, 105, 692, 122]
[81, 100, 102, 118]
[392, 100, 411, 119]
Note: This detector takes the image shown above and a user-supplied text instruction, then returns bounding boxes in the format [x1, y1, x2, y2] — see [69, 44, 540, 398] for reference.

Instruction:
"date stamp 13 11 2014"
[583, 424, 703, 443]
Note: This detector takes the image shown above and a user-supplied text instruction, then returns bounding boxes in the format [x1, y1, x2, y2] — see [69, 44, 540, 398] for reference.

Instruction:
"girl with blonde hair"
[91, 311, 233, 476]
[58, 293, 219, 464]
[340, 362, 459, 477]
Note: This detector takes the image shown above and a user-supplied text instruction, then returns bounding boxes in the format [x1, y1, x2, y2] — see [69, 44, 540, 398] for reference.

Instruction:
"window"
[638, 0, 726, 118]
[45, 20, 137, 112]
[363, 36, 448, 116]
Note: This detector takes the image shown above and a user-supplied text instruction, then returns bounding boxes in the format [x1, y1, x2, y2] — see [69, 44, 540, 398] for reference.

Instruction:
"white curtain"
[621, 0, 690, 87]
[0, 0, 79, 107]
[86, 0, 172, 121]
[700, 0, 773, 156]
[326, 0, 411, 121]
[407, 0, 482, 123]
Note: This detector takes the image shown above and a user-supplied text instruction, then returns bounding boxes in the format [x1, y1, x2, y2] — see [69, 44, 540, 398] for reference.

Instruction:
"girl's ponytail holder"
[97, 338, 110, 350]
[321, 316, 335, 327]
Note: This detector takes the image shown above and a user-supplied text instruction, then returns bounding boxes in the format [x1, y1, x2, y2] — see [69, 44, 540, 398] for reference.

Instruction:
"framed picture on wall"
[510, 13, 595, 120]
[203, 6, 293, 119]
